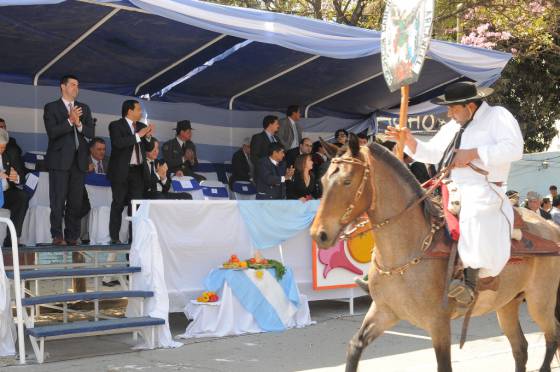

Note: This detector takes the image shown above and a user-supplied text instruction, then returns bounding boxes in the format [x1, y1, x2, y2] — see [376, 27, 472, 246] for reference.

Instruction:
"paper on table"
[25, 173, 39, 190]
[179, 179, 193, 188]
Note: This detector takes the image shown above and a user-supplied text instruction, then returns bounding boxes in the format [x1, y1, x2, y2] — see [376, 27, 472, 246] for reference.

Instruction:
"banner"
[381, 0, 435, 92]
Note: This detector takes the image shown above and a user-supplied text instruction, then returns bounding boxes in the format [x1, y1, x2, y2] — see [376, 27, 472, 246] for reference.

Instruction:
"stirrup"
[448, 279, 475, 305]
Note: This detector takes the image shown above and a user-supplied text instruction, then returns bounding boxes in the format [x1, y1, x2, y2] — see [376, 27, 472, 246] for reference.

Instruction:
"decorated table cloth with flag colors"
[180, 266, 312, 338]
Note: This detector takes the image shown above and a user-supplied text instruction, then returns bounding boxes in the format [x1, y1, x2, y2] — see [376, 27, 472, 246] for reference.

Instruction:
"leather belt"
[491, 181, 503, 187]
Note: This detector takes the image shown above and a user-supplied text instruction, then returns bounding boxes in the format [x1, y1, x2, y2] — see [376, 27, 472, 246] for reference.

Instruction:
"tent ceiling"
[0, 0, 512, 118]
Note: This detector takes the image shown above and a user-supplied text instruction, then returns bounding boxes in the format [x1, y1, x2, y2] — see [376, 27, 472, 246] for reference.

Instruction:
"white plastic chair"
[231, 181, 256, 200]
[20, 172, 51, 245]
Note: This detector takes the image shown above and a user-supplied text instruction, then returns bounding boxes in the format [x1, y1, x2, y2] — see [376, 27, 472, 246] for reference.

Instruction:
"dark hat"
[431, 81, 493, 105]
[175, 120, 192, 131]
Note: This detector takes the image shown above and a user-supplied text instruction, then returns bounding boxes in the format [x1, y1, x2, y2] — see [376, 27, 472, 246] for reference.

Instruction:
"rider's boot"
[448, 268, 479, 306]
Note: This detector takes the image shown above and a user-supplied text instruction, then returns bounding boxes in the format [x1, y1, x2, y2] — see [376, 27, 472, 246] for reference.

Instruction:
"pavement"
[2, 297, 559, 372]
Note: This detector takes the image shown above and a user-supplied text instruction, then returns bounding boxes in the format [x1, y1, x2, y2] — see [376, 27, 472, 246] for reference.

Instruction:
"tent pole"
[78, 0, 149, 14]
[228, 55, 320, 110]
[134, 34, 227, 95]
[303, 71, 384, 118]
[33, 8, 120, 86]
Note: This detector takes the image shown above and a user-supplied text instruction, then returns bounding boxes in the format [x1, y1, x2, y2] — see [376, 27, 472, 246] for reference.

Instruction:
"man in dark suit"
[278, 105, 303, 150]
[0, 118, 23, 157]
[143, 139, 192, 200]
[43, 75, 94, 245]
[250, 115, 281, 168]
[0, 129, 29, 245]
[229, 137, 253, 188]
[162, 120, 197, 174]
[255, 143, 295, 200]
[87, 137, 109, 174]
[285, 137, 312, 167]
[404, 154, 431, 184]
[108, 100, 153, 243]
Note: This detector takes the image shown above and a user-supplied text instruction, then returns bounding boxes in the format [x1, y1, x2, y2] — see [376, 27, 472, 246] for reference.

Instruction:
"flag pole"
[397, 84, 410, 160]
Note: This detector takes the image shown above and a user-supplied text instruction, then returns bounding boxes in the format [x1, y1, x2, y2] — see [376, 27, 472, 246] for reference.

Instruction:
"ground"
[2, 297, 559, 372]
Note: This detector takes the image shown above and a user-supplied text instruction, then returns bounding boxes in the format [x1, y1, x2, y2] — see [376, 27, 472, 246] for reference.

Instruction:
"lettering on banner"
[377, 113, 446, 134]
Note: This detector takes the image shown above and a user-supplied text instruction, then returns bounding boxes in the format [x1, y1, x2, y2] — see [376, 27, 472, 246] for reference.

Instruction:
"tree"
[205, 0, 559, 152]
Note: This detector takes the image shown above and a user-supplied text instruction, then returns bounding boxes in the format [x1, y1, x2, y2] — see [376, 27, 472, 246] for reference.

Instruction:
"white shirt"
[405, 102, 524, 183]
[61, 98, 83, 133]
[288, 117, 298, 149]
[90, 156, 105, 174]
[125, 117, 142, 165]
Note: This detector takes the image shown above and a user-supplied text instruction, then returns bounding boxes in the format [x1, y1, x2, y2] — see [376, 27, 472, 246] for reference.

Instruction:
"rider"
[386, 81, 524, 306]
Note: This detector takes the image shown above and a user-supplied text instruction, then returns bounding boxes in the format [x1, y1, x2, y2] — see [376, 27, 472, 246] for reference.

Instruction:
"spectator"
[287, 154, 320, 201]
[175, 144, 207, 182]
[108, 100, 153, 244]
[162, 120, 199, 176]
[0, 129, 28, 246]
[525, 191, 552, 220]
[506, 190, 520, 207]
[333, 129, 348, 147]
[87, 137, 109, 174]
[285, 137, 312, 167]
[229, 137, 253, 188]
[143, 139, 192, 200]
[0, 118, 23, 156]
[255, 143, 294, 200]
[404, 153, 430, 184]
[278, 105, 302, 150]
[357, 132, 369, 147]
[542, 197, 552, 213]
[551, 198, 560, 226]
[547, 185, 558, 204]
[250, 115, 281, 168]
[311, 140, 329, 187]
[43, 75, 94, 245]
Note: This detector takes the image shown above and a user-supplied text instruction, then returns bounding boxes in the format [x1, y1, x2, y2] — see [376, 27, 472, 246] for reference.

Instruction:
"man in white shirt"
[278, 105, 303, 150]
[387, 81, 524, 305]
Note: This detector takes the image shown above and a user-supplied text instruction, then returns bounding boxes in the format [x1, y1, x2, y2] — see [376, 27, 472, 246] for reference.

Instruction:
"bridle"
[330, 156, 373, 225]
[330, 153, 450, 276]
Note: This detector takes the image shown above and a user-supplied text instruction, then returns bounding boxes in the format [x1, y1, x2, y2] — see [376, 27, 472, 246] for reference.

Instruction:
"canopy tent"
[0, 0, 512, 120]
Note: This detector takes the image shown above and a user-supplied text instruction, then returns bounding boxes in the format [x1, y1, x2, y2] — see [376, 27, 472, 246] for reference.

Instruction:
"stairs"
[2, 230, 164, 364]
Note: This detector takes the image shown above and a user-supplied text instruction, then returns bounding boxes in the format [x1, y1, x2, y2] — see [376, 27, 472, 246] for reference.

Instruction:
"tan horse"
[310, 134, 560, 372]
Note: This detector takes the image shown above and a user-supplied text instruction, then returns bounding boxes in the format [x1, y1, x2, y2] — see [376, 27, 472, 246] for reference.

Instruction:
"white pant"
[457, 182, 513, 278]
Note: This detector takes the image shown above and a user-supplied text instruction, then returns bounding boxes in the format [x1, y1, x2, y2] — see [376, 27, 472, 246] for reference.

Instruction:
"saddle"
[425, 182, 560, 260]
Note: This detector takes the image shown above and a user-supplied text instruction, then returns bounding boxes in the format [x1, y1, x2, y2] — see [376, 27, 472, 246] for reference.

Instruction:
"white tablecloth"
[136, 200, 357, 312]
[180, 282, 312, 338]
[21, 172, 128, 245]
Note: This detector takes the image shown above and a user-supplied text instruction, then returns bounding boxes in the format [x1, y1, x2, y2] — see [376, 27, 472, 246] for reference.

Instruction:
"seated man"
[0, 118, 23, 156]
[144, 139, 191, 200]
[0, 129, 29, 246]
[229, 137, 254, 188]
[285, 137, 312, 168]
[255, 143, 294, 200]
[525, 191, 552, 220]
[176, 144, 207, 183]
[87, 137, 109, 174]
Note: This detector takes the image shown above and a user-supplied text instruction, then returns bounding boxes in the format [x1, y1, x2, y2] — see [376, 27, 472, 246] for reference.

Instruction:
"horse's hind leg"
[346, 303, 398, 372]
[525, 291, 560, 372]
[496, 295, 528, 372]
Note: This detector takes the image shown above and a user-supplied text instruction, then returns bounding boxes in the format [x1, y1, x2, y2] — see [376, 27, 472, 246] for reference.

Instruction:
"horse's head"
[311, 133, 376, 249]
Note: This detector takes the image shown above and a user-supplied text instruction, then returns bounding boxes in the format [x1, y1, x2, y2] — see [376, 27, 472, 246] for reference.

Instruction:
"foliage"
[204, 0, 560, 152]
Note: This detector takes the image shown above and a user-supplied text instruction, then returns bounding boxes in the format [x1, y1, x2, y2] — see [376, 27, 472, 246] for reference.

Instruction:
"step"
[6, 266, 141, 280]
[21, 290, 154, 306]
[26, 316, 165, 338]
[2, 243, 130, 254]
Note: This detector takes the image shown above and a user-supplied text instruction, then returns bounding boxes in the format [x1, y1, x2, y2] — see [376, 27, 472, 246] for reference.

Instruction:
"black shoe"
[110, 240, 123, 245]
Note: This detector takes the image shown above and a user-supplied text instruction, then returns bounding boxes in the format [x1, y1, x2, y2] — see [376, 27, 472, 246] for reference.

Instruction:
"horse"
[310, 134, 560, 372]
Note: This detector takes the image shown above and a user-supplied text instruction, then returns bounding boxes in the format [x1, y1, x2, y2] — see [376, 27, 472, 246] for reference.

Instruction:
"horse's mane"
[367, 142, 443, 223]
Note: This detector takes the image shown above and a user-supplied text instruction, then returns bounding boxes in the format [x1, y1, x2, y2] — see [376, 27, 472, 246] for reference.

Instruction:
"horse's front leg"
[428, 318, 452, 372]
[346, 302, 398, 372]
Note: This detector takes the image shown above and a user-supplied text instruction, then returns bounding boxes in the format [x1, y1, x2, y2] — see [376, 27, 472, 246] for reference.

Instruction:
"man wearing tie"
[107, 100, 153, 244]
[87, 137, 109, 174]
[255, 143, 295, 200]
[250, 115, 281, 169]
[43, 75, 94, 245]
